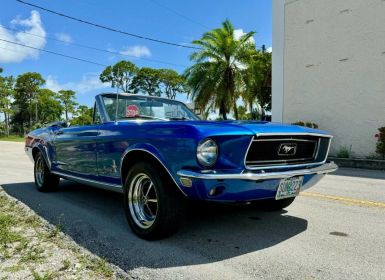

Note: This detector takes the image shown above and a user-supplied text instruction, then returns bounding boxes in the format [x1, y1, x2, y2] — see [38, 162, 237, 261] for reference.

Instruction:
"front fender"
[120, 143, 189, 196]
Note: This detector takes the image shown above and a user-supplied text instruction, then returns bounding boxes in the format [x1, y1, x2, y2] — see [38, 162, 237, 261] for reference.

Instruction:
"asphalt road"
[1, 141, 385, 280]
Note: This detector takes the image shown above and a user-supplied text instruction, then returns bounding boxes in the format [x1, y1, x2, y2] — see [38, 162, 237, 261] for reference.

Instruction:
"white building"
[272, 0, 385, 158]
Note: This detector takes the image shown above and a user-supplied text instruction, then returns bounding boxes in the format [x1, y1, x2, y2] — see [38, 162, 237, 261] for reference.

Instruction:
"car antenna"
[115, 68, 119, 123]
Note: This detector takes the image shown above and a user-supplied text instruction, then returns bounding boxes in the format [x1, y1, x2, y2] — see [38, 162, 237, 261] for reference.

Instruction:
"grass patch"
[79, 255, 113, 278]
[60, 259, 71, 271]
[19, 246, 46, 264]
[0, 135, 25, 142]
[93, 258, 114, 278]
[46, 224, 63, 239]
[2, 264, 24, 273]
[0, 214, 24, 246]
[14, 239, 29, 253]
[31, 270, 55, 280]
[22, 215, 42, 228]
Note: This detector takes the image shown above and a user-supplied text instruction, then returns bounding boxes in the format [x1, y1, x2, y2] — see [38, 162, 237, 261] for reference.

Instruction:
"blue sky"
[1, 0, 272, 107]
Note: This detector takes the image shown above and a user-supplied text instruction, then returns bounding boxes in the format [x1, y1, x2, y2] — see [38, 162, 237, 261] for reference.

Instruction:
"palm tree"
[184, 19, 255, 120]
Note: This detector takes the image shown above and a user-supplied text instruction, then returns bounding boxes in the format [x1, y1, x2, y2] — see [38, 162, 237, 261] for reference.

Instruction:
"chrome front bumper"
[177, 162, 338, 181]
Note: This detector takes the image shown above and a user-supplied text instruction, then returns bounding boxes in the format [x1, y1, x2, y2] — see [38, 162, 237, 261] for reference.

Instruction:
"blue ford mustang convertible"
[25, 93, 337, 239]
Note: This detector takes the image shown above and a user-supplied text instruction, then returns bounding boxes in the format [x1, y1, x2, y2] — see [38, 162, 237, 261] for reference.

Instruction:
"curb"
[328, 157, 385, 171]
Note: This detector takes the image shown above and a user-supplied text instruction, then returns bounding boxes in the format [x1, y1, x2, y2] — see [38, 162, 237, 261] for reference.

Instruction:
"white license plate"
[275, 176, 304, 200]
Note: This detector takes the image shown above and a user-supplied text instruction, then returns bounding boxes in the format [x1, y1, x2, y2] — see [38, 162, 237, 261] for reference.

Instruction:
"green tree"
[0, 72, 15, 136]
[71, 105, 93, 126]
[58, 90, 78, 121]
[37, 89, 63, 125]
[184, 19, 255, 120]
[100, 60, 138, 92]
[237, 105, 249, 120]
[130, 67, 162, 96]
[243, 50, 272, 119]
[159, 69, 186, 100]
[14, 72, 45, 130]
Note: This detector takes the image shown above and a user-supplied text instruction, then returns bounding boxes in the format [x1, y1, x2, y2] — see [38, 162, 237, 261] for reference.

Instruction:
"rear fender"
[32, 142, 51, 169]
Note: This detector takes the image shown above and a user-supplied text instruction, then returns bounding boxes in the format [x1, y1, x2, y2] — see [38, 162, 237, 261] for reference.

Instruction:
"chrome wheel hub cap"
[35, 157, 44, 186]
[128, 173, 158, 229]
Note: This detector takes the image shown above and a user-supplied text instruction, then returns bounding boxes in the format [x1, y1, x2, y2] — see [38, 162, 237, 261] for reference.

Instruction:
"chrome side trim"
[246, 161, 330, 170]
[244, 134, 332, 170]
[120, 148, 187, 196]
[246, 157, 315, 164]
[177, 162, 338, 181]
[52, 171, 123, 193]
[251, 138, 319, 142]
[255, 132, 333, 138]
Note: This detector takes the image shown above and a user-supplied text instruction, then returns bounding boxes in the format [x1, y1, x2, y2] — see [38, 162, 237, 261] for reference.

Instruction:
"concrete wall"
[280, 0, 385, 157]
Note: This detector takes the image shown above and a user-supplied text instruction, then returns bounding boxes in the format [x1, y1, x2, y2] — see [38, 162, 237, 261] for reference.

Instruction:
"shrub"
[292, 121, 305, 126]
[375, 127, 385, 159]
[337, 146, 350, 158]
[292, 121, 318, 129]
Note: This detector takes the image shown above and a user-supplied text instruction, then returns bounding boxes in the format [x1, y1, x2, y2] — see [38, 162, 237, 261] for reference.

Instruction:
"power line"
[16, 0, 200, 50]
[0, 38, 108, 67]
[146, 0, 209, 29]
[0, 25, 188, 68]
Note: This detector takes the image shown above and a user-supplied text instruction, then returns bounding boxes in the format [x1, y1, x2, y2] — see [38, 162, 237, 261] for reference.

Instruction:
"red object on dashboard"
[126, 105, 139, 117]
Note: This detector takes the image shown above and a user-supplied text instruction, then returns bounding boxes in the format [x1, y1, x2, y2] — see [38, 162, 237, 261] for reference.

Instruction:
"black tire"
[34, 152, 60, 192]
[251, 197, 296, 211]
[123, 162, 184, 240]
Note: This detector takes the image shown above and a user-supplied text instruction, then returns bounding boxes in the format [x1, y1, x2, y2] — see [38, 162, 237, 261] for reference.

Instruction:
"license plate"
[275, 176, 304, 200]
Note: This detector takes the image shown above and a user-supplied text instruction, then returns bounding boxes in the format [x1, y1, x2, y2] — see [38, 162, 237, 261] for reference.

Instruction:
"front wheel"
[123, 162, 184, 240]
[34, 152, 60, 192]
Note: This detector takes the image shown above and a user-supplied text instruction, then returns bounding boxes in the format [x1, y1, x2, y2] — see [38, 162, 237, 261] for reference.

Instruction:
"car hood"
[174, 120, 331, 137]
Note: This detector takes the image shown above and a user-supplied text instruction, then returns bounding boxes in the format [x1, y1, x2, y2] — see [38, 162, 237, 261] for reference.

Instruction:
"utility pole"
[35, 98, 38, 123]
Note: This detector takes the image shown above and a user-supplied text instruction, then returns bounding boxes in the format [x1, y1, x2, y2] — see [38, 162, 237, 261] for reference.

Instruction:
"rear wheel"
[34, 152, 60, 192]
[251, 197, 296, 211]
[123, 162, 184, 240]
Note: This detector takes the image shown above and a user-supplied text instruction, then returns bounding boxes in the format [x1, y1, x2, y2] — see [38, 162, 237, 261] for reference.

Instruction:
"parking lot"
[1, 141, 385, 280]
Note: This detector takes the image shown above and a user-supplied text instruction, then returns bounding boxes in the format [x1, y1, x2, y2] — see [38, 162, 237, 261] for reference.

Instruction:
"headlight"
[197, 138, 218, 167]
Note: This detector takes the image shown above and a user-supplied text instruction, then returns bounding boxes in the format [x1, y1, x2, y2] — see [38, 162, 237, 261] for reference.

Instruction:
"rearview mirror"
[140, 101, 163, 107]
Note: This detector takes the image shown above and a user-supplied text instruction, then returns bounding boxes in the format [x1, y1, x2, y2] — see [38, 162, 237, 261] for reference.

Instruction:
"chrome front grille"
[244, 134, 331, 169]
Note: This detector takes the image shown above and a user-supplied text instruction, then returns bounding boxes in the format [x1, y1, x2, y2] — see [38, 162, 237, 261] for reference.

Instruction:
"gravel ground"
[0, 187, 130, 280]
[1, 141, 385, 280]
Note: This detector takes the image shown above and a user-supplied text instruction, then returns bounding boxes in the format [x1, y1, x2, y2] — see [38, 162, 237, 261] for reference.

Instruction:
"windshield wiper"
[119, 115, 167, 121]
[168, 117, 188, 121]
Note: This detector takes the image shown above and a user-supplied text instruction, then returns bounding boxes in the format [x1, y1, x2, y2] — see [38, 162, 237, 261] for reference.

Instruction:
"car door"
[95, 121, 130, 186]
[52, 105, 100, 178]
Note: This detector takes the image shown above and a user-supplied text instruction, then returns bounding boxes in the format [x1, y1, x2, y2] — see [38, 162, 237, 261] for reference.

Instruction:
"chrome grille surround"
[244, 133, 332, 170]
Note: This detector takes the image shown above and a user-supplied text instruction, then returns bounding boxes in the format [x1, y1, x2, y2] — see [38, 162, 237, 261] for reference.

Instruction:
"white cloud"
[55, 32, 72, 44]
[45, 73, 110, 94]
[266, 46, 272, 53]
[234, 29, 255, 44]
[0, 11, 46, 63]
[119, 45, 151, 58]
[45, 76, 62, 93]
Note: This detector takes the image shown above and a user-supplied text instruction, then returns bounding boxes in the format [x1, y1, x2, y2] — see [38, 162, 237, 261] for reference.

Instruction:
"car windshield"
[102, 94, 200, 121]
